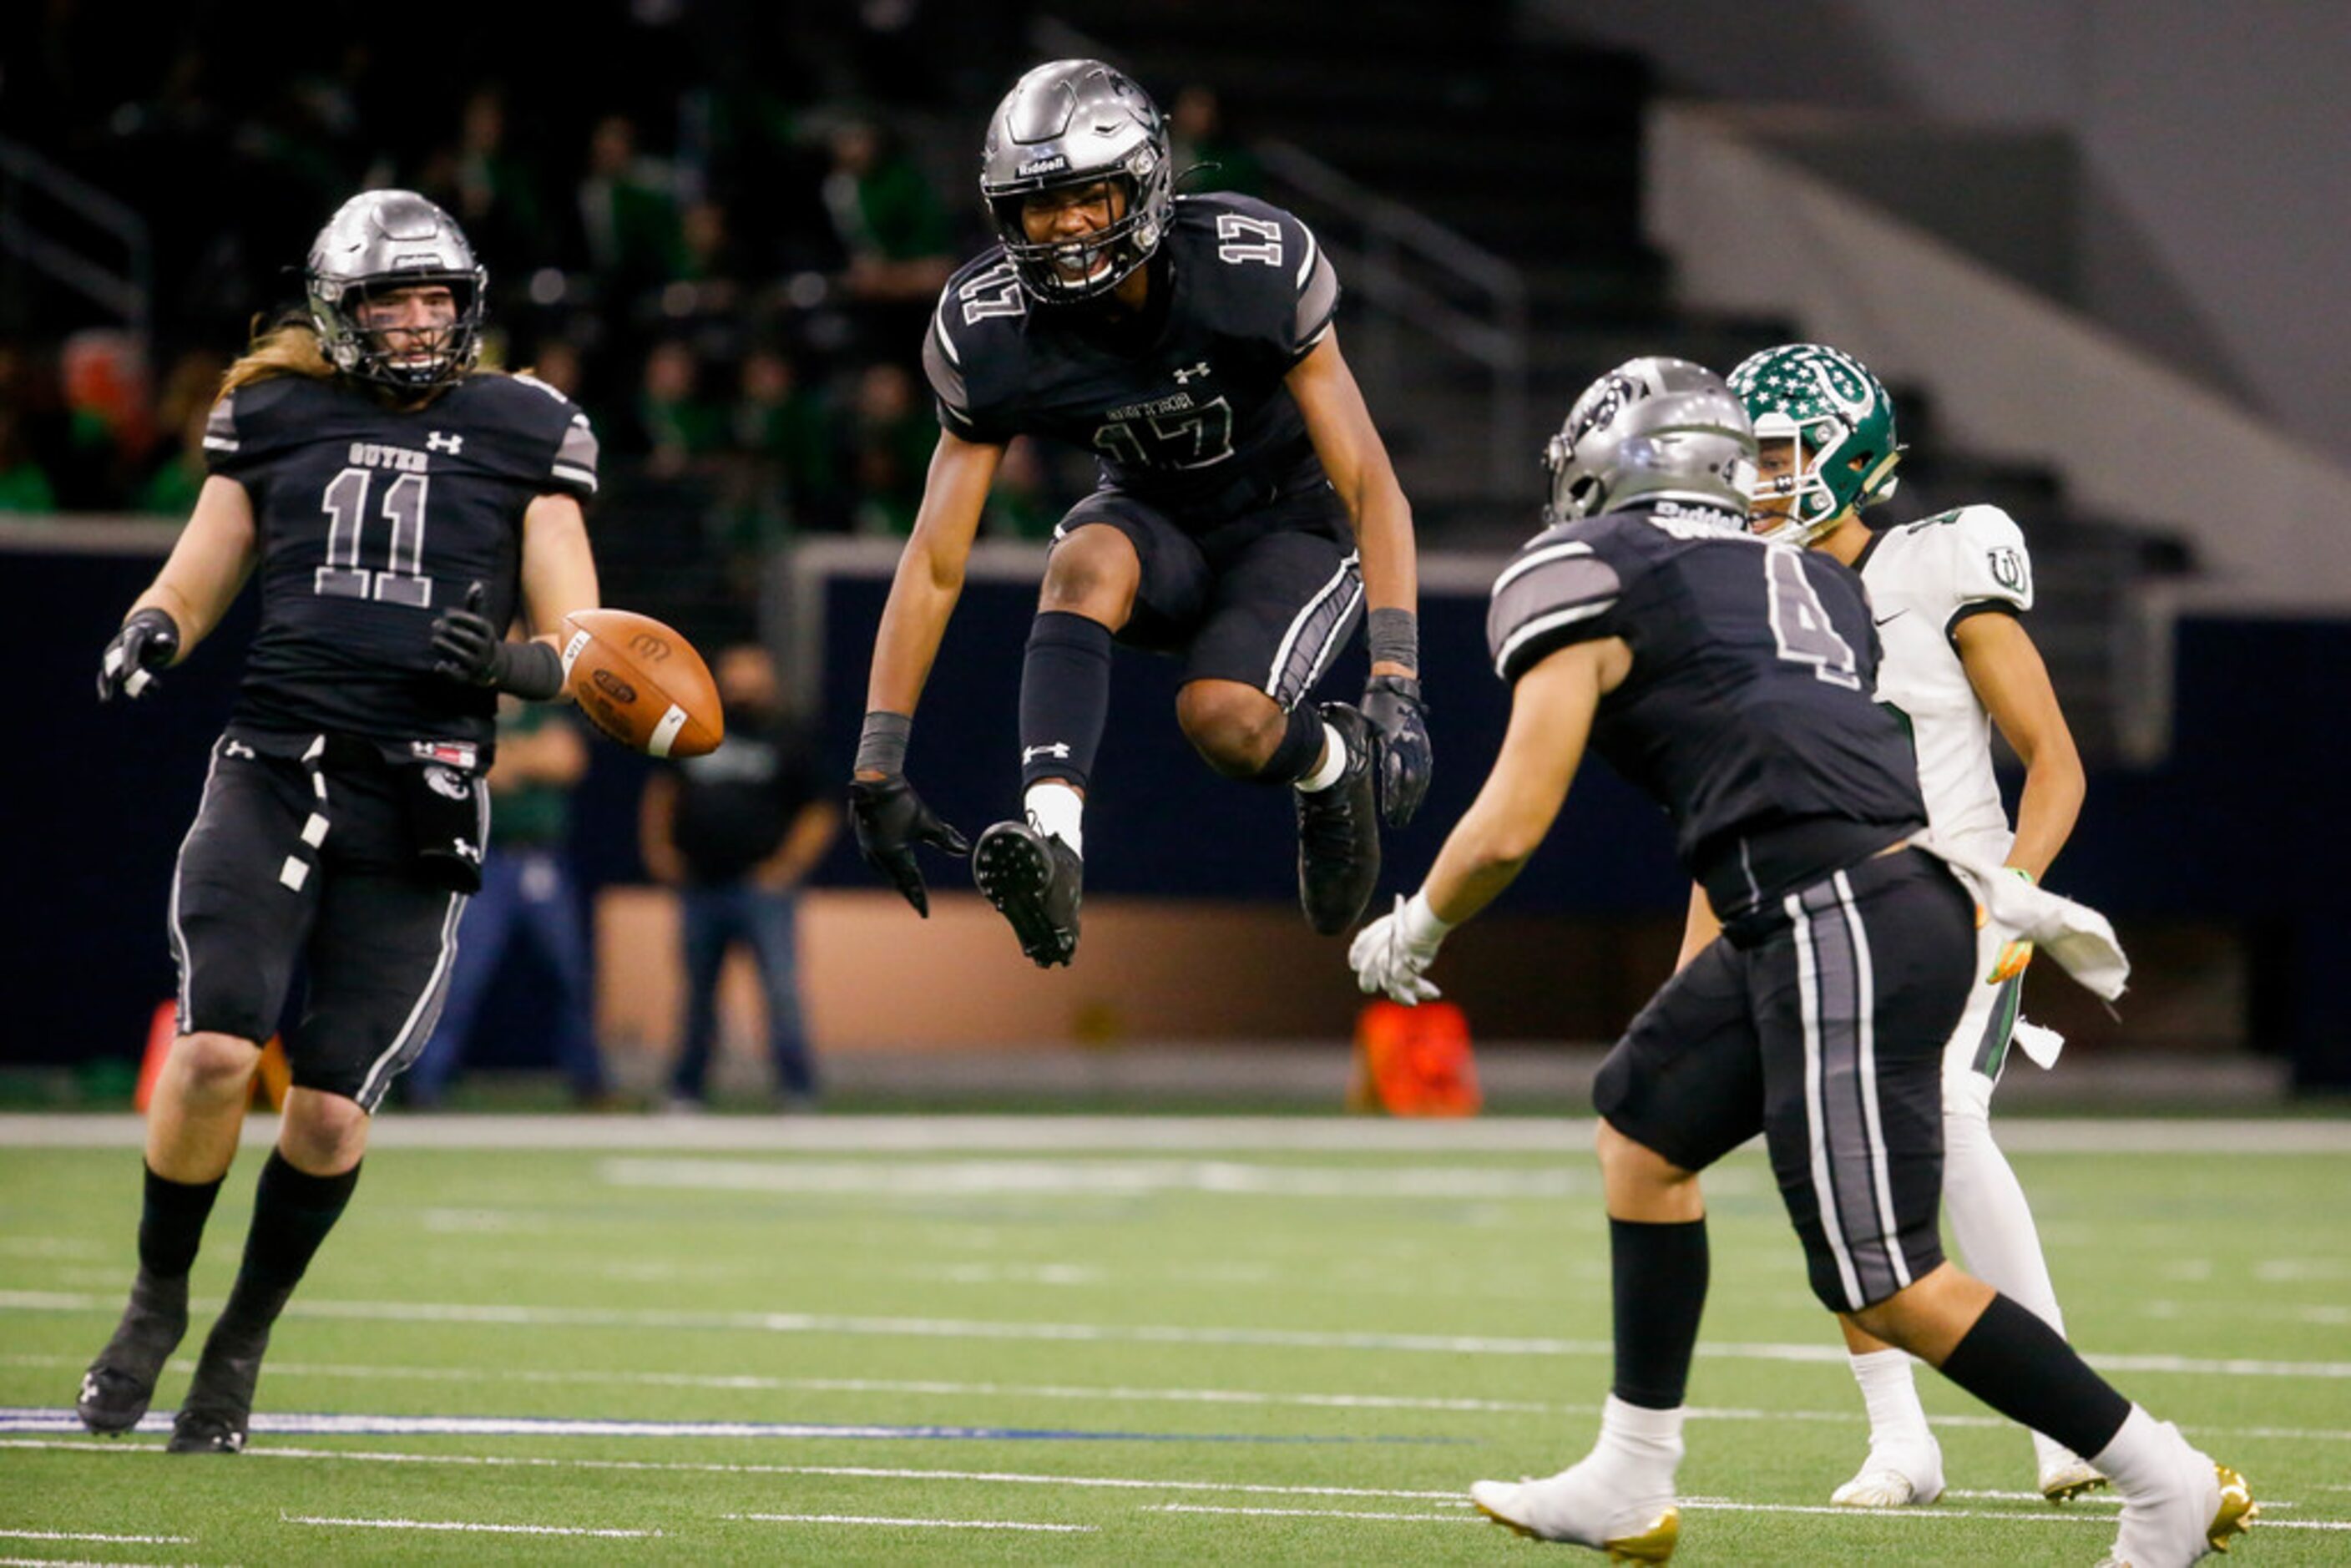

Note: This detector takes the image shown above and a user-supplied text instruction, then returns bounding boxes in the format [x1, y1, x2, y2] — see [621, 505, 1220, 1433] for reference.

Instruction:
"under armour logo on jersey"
[224, 740, 256, 760]
[1172, 361, 1211, 385]
[1023, 742, 1073, 764]
[427, 432, 464, 454]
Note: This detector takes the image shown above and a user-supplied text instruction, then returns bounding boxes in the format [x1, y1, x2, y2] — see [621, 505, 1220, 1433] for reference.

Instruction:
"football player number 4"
[1765, 544, 1860, 689]
[315, 468, 433, 607]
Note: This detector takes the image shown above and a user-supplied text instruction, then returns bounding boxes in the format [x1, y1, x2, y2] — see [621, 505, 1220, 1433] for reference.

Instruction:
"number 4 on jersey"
[1765, 543, 1860, 689]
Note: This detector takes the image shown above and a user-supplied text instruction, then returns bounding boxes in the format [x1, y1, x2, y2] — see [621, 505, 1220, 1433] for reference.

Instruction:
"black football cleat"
[1296, 703, 1380, 935]
[165, 1319, 270, 1454]
[78, 1268, 190, 1434]
[973, 820, 1083, 968]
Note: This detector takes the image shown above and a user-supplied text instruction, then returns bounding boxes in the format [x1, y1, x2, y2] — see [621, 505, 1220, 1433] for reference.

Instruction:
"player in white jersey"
[1727, 342, 2099, 1508]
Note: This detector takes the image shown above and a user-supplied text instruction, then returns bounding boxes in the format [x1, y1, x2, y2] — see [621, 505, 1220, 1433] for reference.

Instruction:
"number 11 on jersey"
[316, 467, 434, 607]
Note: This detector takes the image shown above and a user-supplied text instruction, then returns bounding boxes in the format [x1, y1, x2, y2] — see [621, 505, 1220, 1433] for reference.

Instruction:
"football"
[559, 608, 725, 758]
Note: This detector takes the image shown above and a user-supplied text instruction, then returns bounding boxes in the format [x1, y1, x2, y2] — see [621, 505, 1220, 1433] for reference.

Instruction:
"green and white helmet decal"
[1727, 343, 1904, 542]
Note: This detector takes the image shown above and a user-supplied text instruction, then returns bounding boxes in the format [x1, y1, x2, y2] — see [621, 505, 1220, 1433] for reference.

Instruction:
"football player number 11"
[314, 467, 433, 607]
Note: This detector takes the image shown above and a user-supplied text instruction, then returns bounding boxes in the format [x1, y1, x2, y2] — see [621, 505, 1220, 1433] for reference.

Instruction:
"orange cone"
[133, 1003, 177, 1113]
[1350, 999, 1481, 1117]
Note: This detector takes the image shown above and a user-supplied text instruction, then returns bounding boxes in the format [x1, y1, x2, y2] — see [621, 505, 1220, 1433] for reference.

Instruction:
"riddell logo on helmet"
[1018, 154, 1069, 177]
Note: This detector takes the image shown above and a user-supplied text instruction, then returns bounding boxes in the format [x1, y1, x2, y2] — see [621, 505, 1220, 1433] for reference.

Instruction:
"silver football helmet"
[1542, 357, 1757, 524]
[979, 59, 1172, 303]
[305, 190, 487, 390]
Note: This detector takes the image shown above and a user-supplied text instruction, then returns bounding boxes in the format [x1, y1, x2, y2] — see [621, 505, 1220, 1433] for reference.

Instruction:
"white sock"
[1295, 721, 1349, 793]
[1848, 1348, 1933, 1451]
[1024, 781, 1084, 857]
[1942, 1093, 2066, 1334]
[1942, 1087, 2082, 1471]
[2090, 1404, 2186, 1500]
[1592, 1393, 1685, 1485]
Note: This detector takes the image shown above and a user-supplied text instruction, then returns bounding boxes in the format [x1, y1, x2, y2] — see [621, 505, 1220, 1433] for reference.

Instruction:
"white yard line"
[13, 1355, 2346, 1447]
[19, 1350, 2344, 1441]
[8, 1113, 2351, 1153]
[0, 1409, 1170, 1440]
[0, 1442, 1467, 1498]
[7, 1289, 2347, 1379]
[0, 1532, 194, 1545]
[726, 1512, 1095, 1533]
[281, 1513, 657, 1538]
[12, 1440, 2345, 1531]
[1153, 1503, 1475, 1522]
[1939, 1488, 2299, 1513]
[0, 1559, 193, 1568]
[1678, 1499, 2349, 1532]
[599, 1156, 1620, 1198]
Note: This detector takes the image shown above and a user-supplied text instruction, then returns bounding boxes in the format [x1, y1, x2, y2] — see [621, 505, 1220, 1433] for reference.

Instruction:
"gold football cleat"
[1474, 1499, 1680, 1563]
[2208, 1463, 2257, 1552]
[2092, 1463, 2257, 1567]
[2040, 1459, 2112, 1505]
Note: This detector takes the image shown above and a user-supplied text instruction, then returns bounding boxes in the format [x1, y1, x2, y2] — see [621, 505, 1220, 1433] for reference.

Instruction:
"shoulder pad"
[202, 395, 241, 463]
[200, 377, 312, 477]
[1177, 195, 1340, 365]
[1942, 504, 2033, 613]
[549, 407, 600, 498]
[467, 373, 599, 498]
[1486, 520, 1629, 680]
[926, 254, 1024, 443]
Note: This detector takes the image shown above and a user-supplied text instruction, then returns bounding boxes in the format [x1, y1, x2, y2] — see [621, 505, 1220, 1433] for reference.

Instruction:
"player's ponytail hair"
[215, 312, 336, 402]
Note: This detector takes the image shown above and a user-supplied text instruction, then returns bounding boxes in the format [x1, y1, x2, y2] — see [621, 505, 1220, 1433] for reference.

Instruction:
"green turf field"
[2, 1116, 2345, 1564]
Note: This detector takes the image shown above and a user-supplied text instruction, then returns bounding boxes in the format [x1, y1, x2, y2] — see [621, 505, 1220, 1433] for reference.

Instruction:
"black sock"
[1019, 611, 1114, 792]
[1258, 702, 1327, 787]
[1610, 1216, 1709, 1409]
[1937, 1292, 2131, 1457]
[139, 1162, 224, 1279]
[219, 1151, 361, 1333]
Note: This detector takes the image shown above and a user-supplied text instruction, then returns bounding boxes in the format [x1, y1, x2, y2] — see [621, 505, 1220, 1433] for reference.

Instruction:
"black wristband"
[1367, 607, 1418, 672]
[489, 638, 565, 701]
[856, 711, 913, 776]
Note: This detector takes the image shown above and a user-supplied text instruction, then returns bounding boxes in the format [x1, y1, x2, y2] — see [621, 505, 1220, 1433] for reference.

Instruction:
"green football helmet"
[1727, 343, 1904, 542]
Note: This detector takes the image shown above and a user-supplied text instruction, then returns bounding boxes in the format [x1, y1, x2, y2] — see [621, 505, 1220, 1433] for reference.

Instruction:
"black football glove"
[847, 774, 971, 918]
[1361, 672, 1432, 827]
[430, 582, 502, 684]
[430, 583, 564, 700]
[97, 608, 180, 703]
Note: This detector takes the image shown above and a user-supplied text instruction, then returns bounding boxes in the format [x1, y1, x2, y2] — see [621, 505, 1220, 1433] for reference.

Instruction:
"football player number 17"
[1764, 544, 1860, 690]
[315, 467, 433, 607]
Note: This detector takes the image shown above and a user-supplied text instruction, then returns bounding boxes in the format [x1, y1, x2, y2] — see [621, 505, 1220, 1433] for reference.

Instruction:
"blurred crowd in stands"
[0, 2, 1271, 641]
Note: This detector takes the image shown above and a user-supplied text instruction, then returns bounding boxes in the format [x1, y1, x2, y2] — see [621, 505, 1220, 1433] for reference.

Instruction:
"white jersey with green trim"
[1857, 504, 2035, 865]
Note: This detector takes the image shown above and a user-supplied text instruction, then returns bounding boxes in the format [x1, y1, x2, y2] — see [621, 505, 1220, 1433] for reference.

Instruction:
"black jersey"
[921, 193, 1341, 529]
[201, 371, 598, 750]
[1485, 499, 1927, 918]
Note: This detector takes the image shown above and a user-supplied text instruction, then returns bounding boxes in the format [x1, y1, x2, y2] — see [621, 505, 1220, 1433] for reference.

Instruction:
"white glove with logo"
[1349, 891, 1454, 1005]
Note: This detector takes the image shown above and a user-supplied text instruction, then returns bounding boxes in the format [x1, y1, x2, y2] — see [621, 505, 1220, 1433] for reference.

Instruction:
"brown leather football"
[559, 609, 724, 758]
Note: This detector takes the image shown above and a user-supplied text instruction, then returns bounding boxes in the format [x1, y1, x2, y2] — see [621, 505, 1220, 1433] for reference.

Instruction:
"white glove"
[1349, 891, 1452, 1005]
[1914, 837, 2131, 1001]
